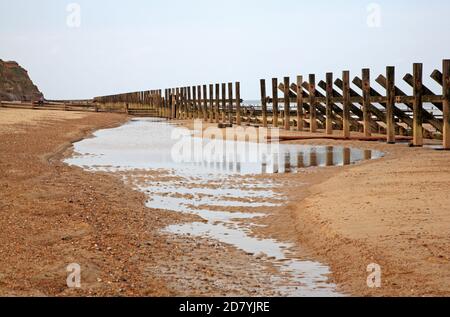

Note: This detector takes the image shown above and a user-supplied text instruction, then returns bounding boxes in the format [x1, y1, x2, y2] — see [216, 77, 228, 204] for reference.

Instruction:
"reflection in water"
[326, 146, 333, 166]
[343, 147, 351, 166]
[187, 146, 382, 175]
[65, 118, 384, 297]
[65, 118, 383, 176]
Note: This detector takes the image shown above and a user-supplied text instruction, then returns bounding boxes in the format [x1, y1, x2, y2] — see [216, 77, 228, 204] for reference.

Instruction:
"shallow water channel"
[65, 118, 383, 296]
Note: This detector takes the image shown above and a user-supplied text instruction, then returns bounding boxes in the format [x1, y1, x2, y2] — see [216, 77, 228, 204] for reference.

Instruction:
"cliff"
[0, 59, 44, 102]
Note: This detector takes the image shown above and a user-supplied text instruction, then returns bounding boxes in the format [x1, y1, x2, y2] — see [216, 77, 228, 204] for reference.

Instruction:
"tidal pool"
[65, 118, 383, 296]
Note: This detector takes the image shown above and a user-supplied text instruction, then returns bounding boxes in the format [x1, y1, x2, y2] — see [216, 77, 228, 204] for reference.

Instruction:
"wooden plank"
[413, 63, 423, 146]
[362, 69, 372, 137]
[236, 82, 241, 125]
[386, 66, 396, 144]
[334, 78, 382, 131]
[221, 83, 226, 122]
[374, 75, 438, 131]
[443, 60, 450, 150]
[403, 73, 443, 111]
[215, 83, 220, 123]
[272, 78, 279, 127]
[284, 82, 328, 126]
[354, 76, 415, 129]
[308, 74, 317, 132]
[284, 77, 290, 130]
[209, 84, 214, 123]
[325, 73, 333, 135]
[260, 79, 268, 128]
[296, 76, 304, 131]
[228, 82, 233, 124]
[192, 86, 198, 119]
[187, 86, 192, 119]
[197, 85, 202, 119]
[202, 85, 208, 121]
[342, 71, 351, 138]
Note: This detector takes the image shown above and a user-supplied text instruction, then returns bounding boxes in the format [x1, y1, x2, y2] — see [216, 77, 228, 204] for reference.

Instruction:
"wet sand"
[1, 109, 449, 296]
[176, 120, 450, 296]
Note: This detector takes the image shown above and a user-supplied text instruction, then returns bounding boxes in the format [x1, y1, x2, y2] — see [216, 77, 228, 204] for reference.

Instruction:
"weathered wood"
[296, 76, 304, 131]
[374, 75, 437, 131]
[221, 83, 226, 122]
[260, 79, 268, 128]
[284, 77, 290, 130]
[209, 84, 214, 123]
[325, 73, 333, 135]
[342, 71, 351, 138]
[413, 63, 423, 146]
[215, 83, 220, 123]
[362, 69, 372, 137]
[308, 74, 317, 132]
[283, 82, 328, 127]
[333, 79, 380, 131]
[197, 85, 202, 119]
[403, 73, 443, 112]
[228, 82, 233, 124]
[236, 82, 241, 125]
[311, 81, 352, 129]
[191, 86, 196, 119]
[187, 86, 192, 119]
[443, 60, 450, 150]
[175, 88, 180, 119]
[202, 85, 208, 121]
[272, 78, 279, 127]
[386, 67, 396, 143]
[353, 76, 413, 129]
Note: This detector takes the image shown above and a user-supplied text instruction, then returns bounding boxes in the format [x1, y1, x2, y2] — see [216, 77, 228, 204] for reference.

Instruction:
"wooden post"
[209, 84, 214, 123]
[215, 84, 220, 123]
[235, 82, 241, 125]
[186, 87, 191, 119]
[197, 85, 202, 119]
[171, 92, 175, 119]
[272, 78, 279, 127]
[284, 77, 290, 131]
[192, 86, 197, 119]
[325, 73, 333, 135]
[308, 74, 317, 133]
[182, 87, 187, 120]
[228, 82, 233, 124]
[260, 79, 268, 128]
[221, 83, 226, 123]
[362, 69, 372, 137]
[296, 76, 304, 131]
[202, 85, 207, 121]
[342, 71, 351, 139]
[413, 63, 423, 146]
[444, 60, 450, 150]
[386, 66, 396, 144]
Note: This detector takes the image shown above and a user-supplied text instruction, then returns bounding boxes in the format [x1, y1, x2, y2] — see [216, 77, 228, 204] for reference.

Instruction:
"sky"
[0, 0, 449, 99]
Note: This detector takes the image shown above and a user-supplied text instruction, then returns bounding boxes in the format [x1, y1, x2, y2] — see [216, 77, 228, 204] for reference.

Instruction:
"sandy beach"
[0, 108, 449, 296]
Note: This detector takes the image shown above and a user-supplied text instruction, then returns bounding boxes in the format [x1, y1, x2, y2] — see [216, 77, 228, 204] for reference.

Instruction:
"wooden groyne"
[92, 60, 449, 149]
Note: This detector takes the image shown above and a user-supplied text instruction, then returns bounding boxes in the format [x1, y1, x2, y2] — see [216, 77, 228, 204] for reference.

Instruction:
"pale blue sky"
[0, 0, 449, 99]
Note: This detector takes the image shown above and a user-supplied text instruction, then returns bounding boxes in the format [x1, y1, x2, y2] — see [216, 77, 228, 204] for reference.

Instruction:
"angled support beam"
[375, 75, 441, 132]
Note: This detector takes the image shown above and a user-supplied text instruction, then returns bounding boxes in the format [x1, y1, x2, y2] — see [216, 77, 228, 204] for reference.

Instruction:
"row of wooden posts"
[95, 60, 450, 150]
